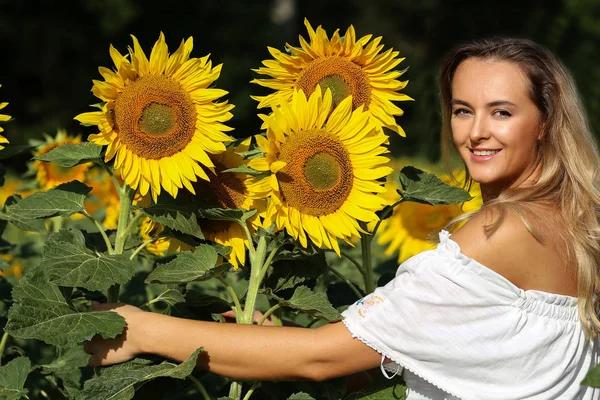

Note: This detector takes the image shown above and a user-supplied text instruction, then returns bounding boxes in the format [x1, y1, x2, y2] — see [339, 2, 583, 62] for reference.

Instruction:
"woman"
[85, 37, 600, 399]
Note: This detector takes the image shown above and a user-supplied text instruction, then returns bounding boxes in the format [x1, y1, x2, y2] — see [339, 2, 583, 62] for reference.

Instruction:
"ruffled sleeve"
[342, 231, 594, 400]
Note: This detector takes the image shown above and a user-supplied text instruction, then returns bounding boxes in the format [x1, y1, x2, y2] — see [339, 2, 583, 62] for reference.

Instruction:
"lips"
[469, 148, 502, 162]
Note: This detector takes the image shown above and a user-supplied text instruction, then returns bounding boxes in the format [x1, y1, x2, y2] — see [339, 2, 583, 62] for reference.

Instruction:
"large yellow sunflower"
[248, 88, 391, 255]
[0, 85, 10, 149]
[193, 137, 265, 269]
[252, 19, 412, 136]
[376, 166, 482, 263]
[33, 130, 92, 191]
[75, 33, 234, 201]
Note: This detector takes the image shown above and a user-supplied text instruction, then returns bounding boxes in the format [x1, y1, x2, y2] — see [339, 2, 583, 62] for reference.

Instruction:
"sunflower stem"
[108, 185, 134, 303]
[229, 234, 270, 399]
[370, 199, 404, 239]
[258, 303, 282, 326]
[216, 276, 243, 318]
[81, 210, 114, 254]
[129, 236, 160, 261]
[324, 249, 366, 278]
[187, 375, 211, 400]
[328, 266, 363, 299]
[242, 381, 261, 400]
[360, 223, 376, 294]
[0, 331, 9, 365]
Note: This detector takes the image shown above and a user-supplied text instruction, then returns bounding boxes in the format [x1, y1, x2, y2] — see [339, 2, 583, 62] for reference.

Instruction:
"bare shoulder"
[450, 205, 577, 296]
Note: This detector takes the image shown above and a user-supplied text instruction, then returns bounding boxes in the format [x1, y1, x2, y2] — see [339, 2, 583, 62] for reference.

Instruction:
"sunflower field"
[0, 21, 481, 399]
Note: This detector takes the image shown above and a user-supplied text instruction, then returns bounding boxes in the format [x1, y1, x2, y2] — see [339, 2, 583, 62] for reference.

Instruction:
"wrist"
[130, 309, 165, 356]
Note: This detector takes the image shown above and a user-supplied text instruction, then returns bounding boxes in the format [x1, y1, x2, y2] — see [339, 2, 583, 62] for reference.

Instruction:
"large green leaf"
[142, 203, 204, 240]
[43, 229, 136, 291]
[582, 364, 600, 387]
[0, 357, 30, 400]
[399, 166, 472, 206]
[40, 346, 90, 392]
[264, 252, 328, 293]
[5, 272, 125, 347]
[78, 348, 203, 400]
[33, 142, 103, 167]
[145, 245, 226, 284]
[263, 286, 341, 322]
[147, 288, 185, 308]
[0, 181, 92, 225]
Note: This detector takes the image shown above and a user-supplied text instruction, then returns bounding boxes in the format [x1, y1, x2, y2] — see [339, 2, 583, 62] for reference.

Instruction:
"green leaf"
[5, 272, 126, 347]
[0, 357, 30, 400]
[223, 164, 269, 178]
[145, 245, 226, 284]
[198, 208, 257, 224]
[264, 252, 328, 293]
[43, 229, 136, 291]
[142, 204, 204, 240]
[399, 166, 472, 206]
[288, 393, 316, 400]
[0, 195, 45, 232]
[0, 181, 92, 225]
[33, 142, 103, 167]
[0, 145, 36, 160]
[582, 363, 600, 387]
[264, 286, 341, 322]
[343, 376, 406, 399]
[148, 288, 185, 308]
[40, 346, 90, 391]
[78, 348, 203, 400]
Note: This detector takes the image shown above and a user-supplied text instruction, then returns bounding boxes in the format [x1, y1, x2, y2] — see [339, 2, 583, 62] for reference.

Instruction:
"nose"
[469, 114, 490, 143]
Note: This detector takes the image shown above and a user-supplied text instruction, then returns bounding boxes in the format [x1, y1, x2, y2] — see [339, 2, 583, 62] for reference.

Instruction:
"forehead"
[451, 58, 531, 102]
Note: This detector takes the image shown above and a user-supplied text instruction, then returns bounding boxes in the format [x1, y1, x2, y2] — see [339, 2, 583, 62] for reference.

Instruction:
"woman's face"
[450, 58, 542, 199]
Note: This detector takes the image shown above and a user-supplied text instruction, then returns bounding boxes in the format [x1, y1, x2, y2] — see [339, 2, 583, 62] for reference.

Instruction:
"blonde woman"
[85, 38, 600, 399]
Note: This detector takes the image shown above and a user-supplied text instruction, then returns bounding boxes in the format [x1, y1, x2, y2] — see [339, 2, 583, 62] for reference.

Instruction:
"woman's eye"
[452, 108, 470, 116]
[494, 109, 512, 118]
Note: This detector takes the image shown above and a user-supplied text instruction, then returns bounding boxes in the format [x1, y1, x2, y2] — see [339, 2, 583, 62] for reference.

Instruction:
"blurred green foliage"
[0, 0, 599, 169]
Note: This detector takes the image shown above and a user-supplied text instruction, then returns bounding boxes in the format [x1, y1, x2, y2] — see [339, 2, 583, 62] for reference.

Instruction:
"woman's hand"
[83, 302, 148, 367]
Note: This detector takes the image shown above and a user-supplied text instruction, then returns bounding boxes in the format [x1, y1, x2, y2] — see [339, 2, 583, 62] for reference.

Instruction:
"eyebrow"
[451, 99, 516, 108]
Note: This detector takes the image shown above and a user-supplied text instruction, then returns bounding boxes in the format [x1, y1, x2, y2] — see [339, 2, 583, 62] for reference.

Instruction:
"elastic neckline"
[438, 230, 579, 306]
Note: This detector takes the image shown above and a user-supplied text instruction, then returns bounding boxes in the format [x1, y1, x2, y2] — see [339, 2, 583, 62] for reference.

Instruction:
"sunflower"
[193, 137, 265, 269]
[75, 33, 234, 201]
[248, 88, 391, 255]
[0, 85, 10, 150]
[252, 19, 412, 136]
[33, 130, 92, 191]
[84, 168, 120, 229]
[376, 166, 482, 263]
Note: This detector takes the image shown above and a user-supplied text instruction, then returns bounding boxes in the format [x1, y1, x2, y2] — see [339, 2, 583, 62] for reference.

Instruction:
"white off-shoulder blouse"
[342, 231, 600, 399]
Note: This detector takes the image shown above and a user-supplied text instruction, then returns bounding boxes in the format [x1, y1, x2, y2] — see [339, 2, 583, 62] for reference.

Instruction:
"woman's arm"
[85, 303, 383, 382]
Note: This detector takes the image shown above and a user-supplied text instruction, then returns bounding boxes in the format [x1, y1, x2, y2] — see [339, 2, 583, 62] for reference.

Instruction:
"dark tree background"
[1, 0, 599, 170]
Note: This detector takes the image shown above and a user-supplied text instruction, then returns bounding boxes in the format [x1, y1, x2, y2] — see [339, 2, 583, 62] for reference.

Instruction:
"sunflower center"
[296, 56, 371, 110]
[114, 75, 197, 160]
[277, 130, 353, 216]
[138, 103, 176, 136]
[303, 153, 339, 189]
[318, 75, 352, 108]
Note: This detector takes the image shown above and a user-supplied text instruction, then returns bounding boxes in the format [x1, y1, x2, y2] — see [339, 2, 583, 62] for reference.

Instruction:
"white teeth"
[473, 150, 500, 156]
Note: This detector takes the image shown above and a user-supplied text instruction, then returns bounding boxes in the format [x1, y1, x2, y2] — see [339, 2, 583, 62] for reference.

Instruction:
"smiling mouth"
[470, 149, 501, 156]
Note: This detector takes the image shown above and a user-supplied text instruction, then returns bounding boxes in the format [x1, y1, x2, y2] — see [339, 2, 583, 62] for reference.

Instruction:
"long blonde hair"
[440, 37, 600, 338]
